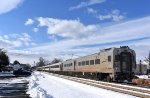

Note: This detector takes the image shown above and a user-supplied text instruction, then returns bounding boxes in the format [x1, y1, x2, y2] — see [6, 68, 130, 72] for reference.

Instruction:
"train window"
[86, 61, 89, 65]
[90, 60, 94, 65]
[108, 56, 111, 62]
[74, 61, 76, 66]
[82, 61, 85, 66]
[95, 59, 100, 64]
[133, 56, 135, 61]
[70, 63, 72, 66]
[51, 65, 59, 68]
[115, 55, 120, 61]
[78, 62, 81, 66]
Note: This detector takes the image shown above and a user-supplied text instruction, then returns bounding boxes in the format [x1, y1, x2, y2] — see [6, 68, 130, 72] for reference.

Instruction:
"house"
[135, 62, 147, 75]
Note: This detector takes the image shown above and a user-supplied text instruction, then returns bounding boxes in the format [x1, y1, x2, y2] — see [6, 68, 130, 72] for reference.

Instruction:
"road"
[0, 75, 30, 98]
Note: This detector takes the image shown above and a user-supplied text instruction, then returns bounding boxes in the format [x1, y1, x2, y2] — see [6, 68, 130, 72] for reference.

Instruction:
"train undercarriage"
[41, 69, 135, 82]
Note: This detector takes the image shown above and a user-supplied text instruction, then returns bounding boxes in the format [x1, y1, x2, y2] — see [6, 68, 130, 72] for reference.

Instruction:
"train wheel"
[97, 73, 102, 80]
[106, 76, 111, 82]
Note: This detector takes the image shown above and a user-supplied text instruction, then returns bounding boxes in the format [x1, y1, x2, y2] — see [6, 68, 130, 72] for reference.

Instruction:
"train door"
[120, 52, 132, 73]
[74, 60, 76, 71]
[60, 63, 63, 71]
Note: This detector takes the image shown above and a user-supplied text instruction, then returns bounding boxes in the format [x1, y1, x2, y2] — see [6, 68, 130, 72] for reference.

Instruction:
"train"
[37, 46, 136, 82]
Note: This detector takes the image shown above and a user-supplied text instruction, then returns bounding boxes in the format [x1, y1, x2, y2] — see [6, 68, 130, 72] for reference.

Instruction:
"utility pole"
[139, 60, 142, 74]
[34, 61, 35, 66]
[148, 51, 150, 74]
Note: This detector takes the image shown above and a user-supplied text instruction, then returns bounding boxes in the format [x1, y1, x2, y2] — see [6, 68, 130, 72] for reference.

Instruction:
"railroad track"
[45, 72, 150, 98]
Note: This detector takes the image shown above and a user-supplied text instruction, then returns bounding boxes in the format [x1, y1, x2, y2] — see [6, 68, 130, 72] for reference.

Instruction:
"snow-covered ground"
[136, 75, 150, 79]
[0, 72, 14, 76]
[27, 72, 138, 98]
[0, 72, 30, 83]
[0, 77, 30, 83]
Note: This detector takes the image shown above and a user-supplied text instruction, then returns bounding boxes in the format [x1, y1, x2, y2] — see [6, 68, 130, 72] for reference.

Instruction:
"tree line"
[0, 49, 31, 71]
[36, 57, 62, 67]
[0, 48, 150, 72]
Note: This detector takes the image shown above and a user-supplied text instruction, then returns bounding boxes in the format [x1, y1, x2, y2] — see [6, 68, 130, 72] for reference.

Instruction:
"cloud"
[37, 17, 100, 39]
[97, 9, 126, 22]
[33, 28, 39, 32]
[25, 18, 34, 25]
[0, 33, 35, 49]
[0, 0, 23, 15]
[18, 33, 32, 46]
[4, 35, 9, 39]
[37, 16, 150, 43]
[0, 35, 21, 49]
[0, 33, 36, 64]
[70, 0, 106, 10]
[13, 16, 150, 64]
[48, 35, 58, 42]
[8, 51, 38, 65]
[87, 8, 97, 14]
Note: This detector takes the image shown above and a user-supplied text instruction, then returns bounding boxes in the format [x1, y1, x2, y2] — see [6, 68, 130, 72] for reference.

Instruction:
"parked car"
[13, 69, 31, 76]
[2, 66, 13, 72]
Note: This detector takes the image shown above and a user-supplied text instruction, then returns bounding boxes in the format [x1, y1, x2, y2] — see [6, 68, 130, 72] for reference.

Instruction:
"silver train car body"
[38, 46, 136, 81]
[38, 62, 62, 72]
[49, 62, 62, 71]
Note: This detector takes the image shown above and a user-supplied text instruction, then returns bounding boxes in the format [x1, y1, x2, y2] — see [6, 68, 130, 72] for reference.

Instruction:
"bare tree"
[22, 64, 31, 70]
[36, 57, 48, 67]
[0, 49, 9, 72]
[145, 51, 150, 74]
[51, 58, 62, 64]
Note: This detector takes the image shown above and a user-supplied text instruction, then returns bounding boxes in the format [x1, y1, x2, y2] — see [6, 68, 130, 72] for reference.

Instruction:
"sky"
[0, 0, 150, 65]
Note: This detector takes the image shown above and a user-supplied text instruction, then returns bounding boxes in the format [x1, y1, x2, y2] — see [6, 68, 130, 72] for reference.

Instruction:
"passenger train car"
[37, 46, 136, 82]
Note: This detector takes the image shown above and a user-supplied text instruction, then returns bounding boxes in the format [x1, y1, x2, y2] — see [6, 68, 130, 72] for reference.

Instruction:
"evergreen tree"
[0, 49, 9, 72]
[13, 60, 20, 65]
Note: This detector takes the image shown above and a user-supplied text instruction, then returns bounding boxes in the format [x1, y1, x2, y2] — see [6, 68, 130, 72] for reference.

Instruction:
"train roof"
[75, 48, 115, 60]
[48, 62, 62, 66]
[37, 65, 49, 68]
[64, 46, 133, 61]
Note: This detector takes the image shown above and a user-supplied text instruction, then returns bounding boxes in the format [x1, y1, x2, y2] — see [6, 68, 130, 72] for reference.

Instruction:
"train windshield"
[120, 52, 132, 73]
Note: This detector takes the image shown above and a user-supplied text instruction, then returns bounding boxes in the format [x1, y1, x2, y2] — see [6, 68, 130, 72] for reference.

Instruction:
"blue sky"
[0, 0, 150, 64]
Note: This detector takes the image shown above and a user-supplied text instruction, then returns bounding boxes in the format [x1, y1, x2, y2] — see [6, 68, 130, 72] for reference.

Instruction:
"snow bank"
[0, 77, 30, 83]
[27, 72, 52, 98]
[136, 75, 150, 79]
[0, 72, 14, 76]
[27, 72, 137, 98]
